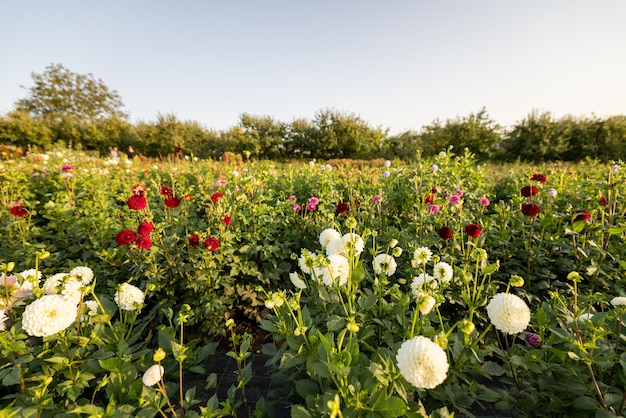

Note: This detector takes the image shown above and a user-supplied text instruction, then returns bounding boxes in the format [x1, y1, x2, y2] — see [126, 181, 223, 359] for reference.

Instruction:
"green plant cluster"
[3, 147, 626, 416]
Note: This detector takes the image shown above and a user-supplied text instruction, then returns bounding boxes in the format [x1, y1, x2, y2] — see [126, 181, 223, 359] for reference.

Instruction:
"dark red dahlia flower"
[115, 229, 137, 246]
[438, 226, 454, 240]
[164, 196, 180, 208]
[204, 237, 220, 251]
[131, 184, 146, 197]
[464, 223, 482, 238]
[599, 196, 608, 206]
[336, 202, 349, 215]
[127, 195, 147, 211]
[189, 233, 200, 247]
[520, 185, 538, 197]
[531, 173, 547, 184]
[211, 192, 223, 204]
[424, 195, 435, 205]
[10, 205, 28, 218]
[521, 203, 541, 217]
[137, 221, 154, 236]
[222, 214, 232, 226]
[160, 186, 173, 196]
[136, 235, 152, 250]
[573, 210, 590, 222]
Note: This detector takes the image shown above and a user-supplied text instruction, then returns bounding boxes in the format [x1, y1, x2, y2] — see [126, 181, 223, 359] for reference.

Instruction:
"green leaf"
[291, 405, 313, 418]
[480, 361, 506, 376]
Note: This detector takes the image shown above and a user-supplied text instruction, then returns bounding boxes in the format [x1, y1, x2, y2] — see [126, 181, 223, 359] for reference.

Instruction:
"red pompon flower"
[62, 164, 74, 171]
[10, 205, 28, 218]
[520, 185, 538, 197]
[424, 195, 435, 205]
[189, 233, 200, 247]
[521, 203, 541, 217]
[160, 186, 173, 196]
[136, 235, 152, 250]
[211, 192, 223, 204]
[531, 173, 547, 184]
[137, 221, 154, 236]
[131, 184, 146, 197]
[464, 223, 482, 238]
[336, 202, 349, 215]
[222, 214, 232, 226]
[574, 210, 590, 222]
[204, 237, 220, 251]
[438, 226, 454, 240]
[115, 229, 137, 246]
[164, 196, 180, 208]
[127, 195, 147, 211]
[599, 196, 608, 206]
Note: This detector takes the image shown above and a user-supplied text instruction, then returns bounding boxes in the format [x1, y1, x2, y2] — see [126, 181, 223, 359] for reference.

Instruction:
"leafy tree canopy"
[15, 63, 127, 122]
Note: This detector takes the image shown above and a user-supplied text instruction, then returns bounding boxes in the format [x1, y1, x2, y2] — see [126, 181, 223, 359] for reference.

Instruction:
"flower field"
[2, 147, 626, 417]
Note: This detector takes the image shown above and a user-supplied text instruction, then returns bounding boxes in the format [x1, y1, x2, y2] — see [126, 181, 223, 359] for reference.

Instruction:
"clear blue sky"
[1, 1, 625, 134]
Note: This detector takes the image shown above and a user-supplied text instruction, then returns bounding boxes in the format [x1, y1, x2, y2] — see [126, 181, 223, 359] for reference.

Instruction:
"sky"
[1, 1, 625, 134]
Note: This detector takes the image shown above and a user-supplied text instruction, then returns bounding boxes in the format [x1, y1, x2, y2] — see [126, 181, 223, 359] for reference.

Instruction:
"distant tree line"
[1, 63, 625, 162]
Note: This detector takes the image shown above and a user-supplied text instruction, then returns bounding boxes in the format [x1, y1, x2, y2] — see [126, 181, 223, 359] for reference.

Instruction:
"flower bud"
[153, 348, 166, 362]
[389, 239, 398, 248]
[509, 275, 524, 287]
[225, 318, 235, 329]
[392, 247, 403, 257]
[346, 319, 360, 333]
[567, 271, 581, 282]
[524, 331, 542, 348]
[345, 217, 357, 229]
[460, 319, 475, 335]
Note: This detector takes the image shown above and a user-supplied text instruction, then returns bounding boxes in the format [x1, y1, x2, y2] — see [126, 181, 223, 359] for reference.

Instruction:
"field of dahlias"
[2, 146, 626, 417]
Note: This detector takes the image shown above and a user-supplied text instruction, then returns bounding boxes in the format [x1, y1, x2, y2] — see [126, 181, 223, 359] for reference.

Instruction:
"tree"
[15, 63, 126, 122]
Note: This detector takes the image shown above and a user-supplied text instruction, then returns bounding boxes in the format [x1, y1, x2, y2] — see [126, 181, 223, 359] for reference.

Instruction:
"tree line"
[1, 63, 625, 162]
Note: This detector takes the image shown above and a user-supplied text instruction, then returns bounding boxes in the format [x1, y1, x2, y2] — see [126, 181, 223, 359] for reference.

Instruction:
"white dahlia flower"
[61, 278, 84, 303]
[318, 255, 350, 286]
[326, 238, 348, 257]
[416, 292, 436, 315]
[298, 250, 316, 275]
[396, 336, 449, 389]
[43, 273, 68, 295]
[0, 310, 7, 331]
[22, 294, 77, 337]
[319, 228, 341, 248]
[289, 272, 306, 290]
[373, 254, 397, 276]
[342, 233, 364, 256]
[69, 266, 94, 285]
[114, 283, 145, 311]
[432, 262, 453, 283]
[142, 364, 164, 386]
[411, 273, 436, 297]
[611, 297, 626, 307]
[413, 247, 432, 266]
[486, 293, 531, 335]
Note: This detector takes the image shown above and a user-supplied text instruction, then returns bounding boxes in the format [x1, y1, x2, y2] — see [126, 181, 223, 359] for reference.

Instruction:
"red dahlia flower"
[438, 226, 454, 240]
[520, 186, 538, 197]
[599, 196, 608, 206]
[189, 233, 200, 247]
[573, 210, 590, 222]
[204, 237, 220, 251]
[464, 223, 482, 238]
[160, 186, 173, 196]
[424, 195, 435, 204]
[131, 184, 146, 197]
[531, 173, 547, 184]
[137, 221, 154, 236]
[164, 196, 180, 208]
[521, 203, 541, 217]
[222, 214, 232, 226]
[336, 202, 349, 215]
[127, 195, 147, 211]
[115, 230, 137, 246]
[211, 192, 223, 204]
[10, 205, 28, 218]
[136, 235, 152, 250]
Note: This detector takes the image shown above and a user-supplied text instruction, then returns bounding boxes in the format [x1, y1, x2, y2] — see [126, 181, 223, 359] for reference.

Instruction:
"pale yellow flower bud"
[509, 275, 524, 287]
[153, 348, 166, 362]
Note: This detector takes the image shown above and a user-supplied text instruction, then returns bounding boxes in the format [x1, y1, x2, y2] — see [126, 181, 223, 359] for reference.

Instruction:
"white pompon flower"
[84, 300, 99, 316]
[142, 364, 164, 386]
[69, 266, 94, 285]
[318, 255, 350, 286]
[325, 238, 348, 257]
[61, 278, 84, 303]
[432, 262, 453, 284]
[396, 336, 449, 389]
[43, 273, 68, 295]
[114, 283, 145, 311]
[298, 250, 316, 275]
[486, 293, 531, 335]
[22, 295, 77, 337]
[289, 272, 307, 290]
[611, 297, 626, 307]
[373, 254, 397, 276]
[416, 292, 436, 315]
[0, 310, 7, 331]
[413, 247, 432, 266]
[18, 269, 42, 291]
[319, 228, 341, 247]
[342, 233, 364, 256]
[411, 274, 436, 297]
